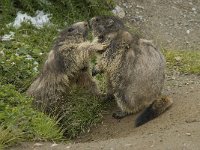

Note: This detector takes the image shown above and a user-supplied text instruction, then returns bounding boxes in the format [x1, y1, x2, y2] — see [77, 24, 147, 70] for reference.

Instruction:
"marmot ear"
[68, 27, 75, 32]
[107, 19, 114, 27]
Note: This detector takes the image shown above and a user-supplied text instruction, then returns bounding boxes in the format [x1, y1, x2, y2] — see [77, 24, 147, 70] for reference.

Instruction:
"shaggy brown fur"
[27, 21, 106, 115]
[90, 16, 173, 126]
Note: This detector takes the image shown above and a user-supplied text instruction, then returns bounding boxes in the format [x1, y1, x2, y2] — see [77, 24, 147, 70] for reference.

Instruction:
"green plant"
[0, 126, 23, 149]
[163, 49, 200, 74]
[0, 83, 63, 148]
[0, 0, 115, 147]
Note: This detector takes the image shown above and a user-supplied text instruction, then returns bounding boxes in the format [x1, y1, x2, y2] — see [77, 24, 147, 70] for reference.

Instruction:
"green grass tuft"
[163, 49, 200, 74]
[0, 126, 23, 149]
[0, 83, 63, 148]
[55, 86, 104, 138]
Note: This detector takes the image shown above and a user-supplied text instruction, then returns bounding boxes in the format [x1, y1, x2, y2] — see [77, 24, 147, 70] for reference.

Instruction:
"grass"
[59, 87, 105, 138]
[0, 0, 114, 148]
[0, 84, 63, 149]
[163, 49, 200, 74]
[0, 127, 23, 149]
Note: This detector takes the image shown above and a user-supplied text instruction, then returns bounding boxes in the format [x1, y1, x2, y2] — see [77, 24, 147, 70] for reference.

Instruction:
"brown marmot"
[90, 16, 173, 127]
[27, 21, 106, 115]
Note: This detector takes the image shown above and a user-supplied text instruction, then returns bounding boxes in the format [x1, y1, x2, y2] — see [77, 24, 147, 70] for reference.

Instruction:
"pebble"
[66, 146, 71, 149]
[185, 132, 191, 136]
[136, 5, 144, 10]
[186, 30, 190, 34]
[51, 143, 58, 147]
[34, 143, 43, 147]
[112, 5, 125, 18]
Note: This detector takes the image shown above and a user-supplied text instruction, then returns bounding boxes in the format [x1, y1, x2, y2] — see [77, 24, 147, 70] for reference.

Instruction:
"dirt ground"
[117, 0, 200, 50]
[8, 75, 200, 150]
[8, 0, 200, 149]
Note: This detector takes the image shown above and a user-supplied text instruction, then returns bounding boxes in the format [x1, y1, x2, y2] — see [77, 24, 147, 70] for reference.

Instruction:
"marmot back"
[90, 16, 173, 127]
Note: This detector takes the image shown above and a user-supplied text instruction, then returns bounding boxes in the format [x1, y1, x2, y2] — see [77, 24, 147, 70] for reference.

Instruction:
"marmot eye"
[68, 27, 74, 32]
[84, 23, 88, 27]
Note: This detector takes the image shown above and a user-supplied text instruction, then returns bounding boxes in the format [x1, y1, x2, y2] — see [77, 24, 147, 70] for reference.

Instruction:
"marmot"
[90, 16, 173, 127]
[27, 21, 106, 115]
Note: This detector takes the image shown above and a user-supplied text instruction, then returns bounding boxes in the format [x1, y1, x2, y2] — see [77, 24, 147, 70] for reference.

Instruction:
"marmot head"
[67, 21, 89, 37]
[90, 16, 125, 39]
[58, 21, 89, 43]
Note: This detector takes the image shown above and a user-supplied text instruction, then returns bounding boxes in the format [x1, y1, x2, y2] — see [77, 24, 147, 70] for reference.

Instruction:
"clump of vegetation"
[0, 24, 58, 92]
[0, 83, 62, 149]
[58, 87, 104, 138]
[0, 0, 114, 148]
[164, 50, 200, 74]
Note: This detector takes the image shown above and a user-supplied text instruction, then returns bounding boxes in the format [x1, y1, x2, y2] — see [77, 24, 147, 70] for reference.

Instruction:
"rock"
[51, 143, 58, 147]
[132, 16, 143, 22]
[1, 32, 15, 41]
[122, 3, 128, 8]
[34, 143, 43, 147]
[66, 146, 71, 149]
[136, 5, 144, 10]
[125, 144, 132, 147]
[192, 8, 196, 11]
[186, 30, 190, 34]
[112, 5, 126, 18]
[189, 2, 193, 5]
[185, 132, 191, 136]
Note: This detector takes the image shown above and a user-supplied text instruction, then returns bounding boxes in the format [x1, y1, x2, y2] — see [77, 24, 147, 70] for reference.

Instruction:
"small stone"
[51, 143, 58, 147]
[132, 16, 143, 22]
[66, 146, 71, 149]
[192, 8, 196, 11]
[34, 143, 43, 147]
[112, 5, 125, 18]
[186, 30, 190, 34]
[123, 3, 128, 7]
[186, 132, 191, 136]
[136, 5, 144, 10]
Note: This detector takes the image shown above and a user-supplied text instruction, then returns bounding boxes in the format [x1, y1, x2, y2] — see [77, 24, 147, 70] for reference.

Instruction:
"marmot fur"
[27, 21, 106, 115]
[90, 16, 173, 127]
